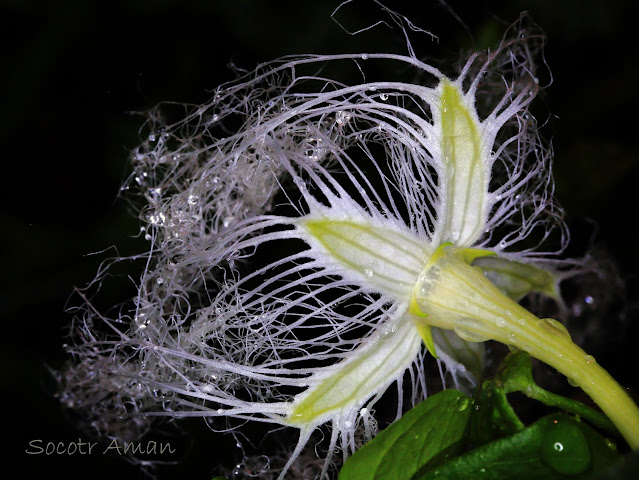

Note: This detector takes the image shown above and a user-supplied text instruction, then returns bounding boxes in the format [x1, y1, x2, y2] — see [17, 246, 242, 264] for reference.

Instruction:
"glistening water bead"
[539, 418, 590, 475]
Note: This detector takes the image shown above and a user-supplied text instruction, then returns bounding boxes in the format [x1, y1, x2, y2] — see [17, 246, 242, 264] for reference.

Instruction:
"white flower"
[66, 19, 639, 480]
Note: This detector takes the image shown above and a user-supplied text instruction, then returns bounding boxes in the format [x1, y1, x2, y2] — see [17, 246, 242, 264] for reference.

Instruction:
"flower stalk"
[411, 245, 639, 448]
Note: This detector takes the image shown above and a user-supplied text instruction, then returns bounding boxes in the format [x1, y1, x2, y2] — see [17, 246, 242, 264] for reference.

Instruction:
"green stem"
[412, 247, 639, 449]
[524, 383, 617, 436]
[519, 321, 639, 447]
[496, 351, 617, 435]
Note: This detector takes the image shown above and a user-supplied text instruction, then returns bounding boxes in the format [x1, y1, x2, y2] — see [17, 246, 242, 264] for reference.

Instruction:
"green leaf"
[411, 413, 619, 480]
[338, 389, 472, 480]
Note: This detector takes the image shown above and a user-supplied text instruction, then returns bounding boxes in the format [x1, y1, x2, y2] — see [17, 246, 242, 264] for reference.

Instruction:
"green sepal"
[473, 256, 560, 301]
[415, 323, 438, 359]
[460, 247, 497, 265]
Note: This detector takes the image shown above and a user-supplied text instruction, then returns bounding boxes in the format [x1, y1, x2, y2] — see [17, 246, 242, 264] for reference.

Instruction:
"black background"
[1, 1, 638, 478]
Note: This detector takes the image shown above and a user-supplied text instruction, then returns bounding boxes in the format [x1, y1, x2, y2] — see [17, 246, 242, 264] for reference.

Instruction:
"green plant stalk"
[412, 247, 639, 449]
[496, 351, 618, 436]
[509, 377, 617, 436]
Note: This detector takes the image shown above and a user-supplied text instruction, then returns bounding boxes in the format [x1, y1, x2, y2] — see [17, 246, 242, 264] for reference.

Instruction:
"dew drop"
[496, 318, 507, 328]
[135, 314, 149, 329]
[456, 396, 470, 412]
[380, 93, 389, 101]
[584, 354, 596, 365]
[584, 295, 594, 305]
[540, 418, 590, 475]
[360, 407, 368, 415]
[361, 54, 369, 60]
[363, 268, 374, 278]
[188, 194, 198, 205]
[148, 212, 166, 226]
[156, 276, 164, 285]
[508, 332, 517, 343]
[538, 318, 571, 340]
[148, 187, 162, 200]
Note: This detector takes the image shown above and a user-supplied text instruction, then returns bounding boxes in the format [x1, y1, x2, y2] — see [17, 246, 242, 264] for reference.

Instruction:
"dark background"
[1, 1, 637, 478]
